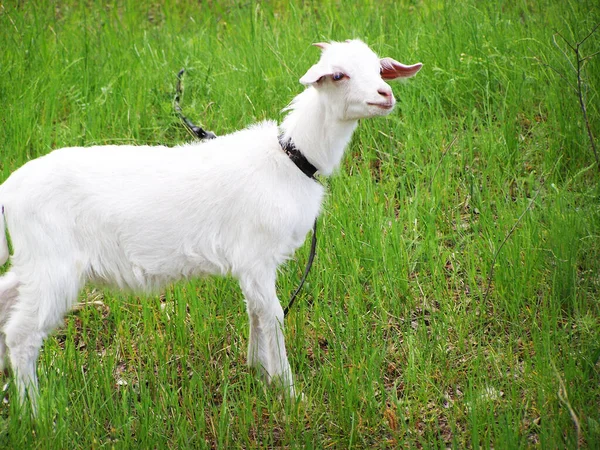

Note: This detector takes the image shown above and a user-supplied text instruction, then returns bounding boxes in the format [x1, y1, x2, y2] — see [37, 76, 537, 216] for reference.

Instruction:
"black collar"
[278, 135, 318, 179]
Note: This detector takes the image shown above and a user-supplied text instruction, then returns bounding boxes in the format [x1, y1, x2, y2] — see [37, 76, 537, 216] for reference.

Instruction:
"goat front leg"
[239, 272, 295, 398]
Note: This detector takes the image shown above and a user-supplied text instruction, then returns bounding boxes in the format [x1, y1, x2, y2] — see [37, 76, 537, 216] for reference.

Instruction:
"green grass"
[1, 0, 600, 447]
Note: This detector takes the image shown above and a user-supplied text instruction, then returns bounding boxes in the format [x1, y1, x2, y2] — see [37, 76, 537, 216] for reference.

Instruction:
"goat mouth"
[367, 102, 394, 110]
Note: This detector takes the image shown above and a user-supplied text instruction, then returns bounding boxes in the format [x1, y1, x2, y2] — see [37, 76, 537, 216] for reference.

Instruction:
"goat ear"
[299, 64, 331, 85]
[380, 58, 423, 80]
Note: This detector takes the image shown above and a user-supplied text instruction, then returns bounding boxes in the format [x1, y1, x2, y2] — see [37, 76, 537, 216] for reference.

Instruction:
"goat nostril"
[378, 89, 392, 98]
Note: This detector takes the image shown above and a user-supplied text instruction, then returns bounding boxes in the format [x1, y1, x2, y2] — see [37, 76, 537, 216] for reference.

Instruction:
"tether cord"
[174, 68, 317, 318]
[283, 219, 317, 317]
[175, 69, 216, 140]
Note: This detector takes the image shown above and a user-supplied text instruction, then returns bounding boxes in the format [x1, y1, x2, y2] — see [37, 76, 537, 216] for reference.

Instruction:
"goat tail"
[0, 205, 8, 267]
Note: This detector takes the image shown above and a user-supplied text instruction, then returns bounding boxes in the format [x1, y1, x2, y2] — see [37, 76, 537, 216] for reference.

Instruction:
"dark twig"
[581, 49, 600, 62]
[553, 32, 578, 71]
[482, 159, 560, 303]
[549, 25, 599, 171]
[533, 57, 577, 93]
[578, 22, 600, 47]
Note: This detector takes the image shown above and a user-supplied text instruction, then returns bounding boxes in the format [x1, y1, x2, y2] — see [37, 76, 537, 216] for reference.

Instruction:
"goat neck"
[280, 87, 358, 177]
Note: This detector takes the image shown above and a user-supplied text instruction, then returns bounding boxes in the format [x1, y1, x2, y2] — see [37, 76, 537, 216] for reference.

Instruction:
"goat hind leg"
[4, 267, 81, 411]
[0, 271, 20, 372]
[4, 319, 43, 410]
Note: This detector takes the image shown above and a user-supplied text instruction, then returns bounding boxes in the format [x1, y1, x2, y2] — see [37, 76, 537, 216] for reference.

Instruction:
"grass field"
[1, 0, 600, 447]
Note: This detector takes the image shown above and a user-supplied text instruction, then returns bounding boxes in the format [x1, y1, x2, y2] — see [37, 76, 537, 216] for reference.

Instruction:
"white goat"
[0, 39, 421, 410]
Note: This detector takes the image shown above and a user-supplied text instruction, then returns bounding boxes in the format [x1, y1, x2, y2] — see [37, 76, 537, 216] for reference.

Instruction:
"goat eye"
[332, 72, 345, 81]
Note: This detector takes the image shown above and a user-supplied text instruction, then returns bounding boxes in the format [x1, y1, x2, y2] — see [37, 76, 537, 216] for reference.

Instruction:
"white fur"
[0, 39, 421, 411]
